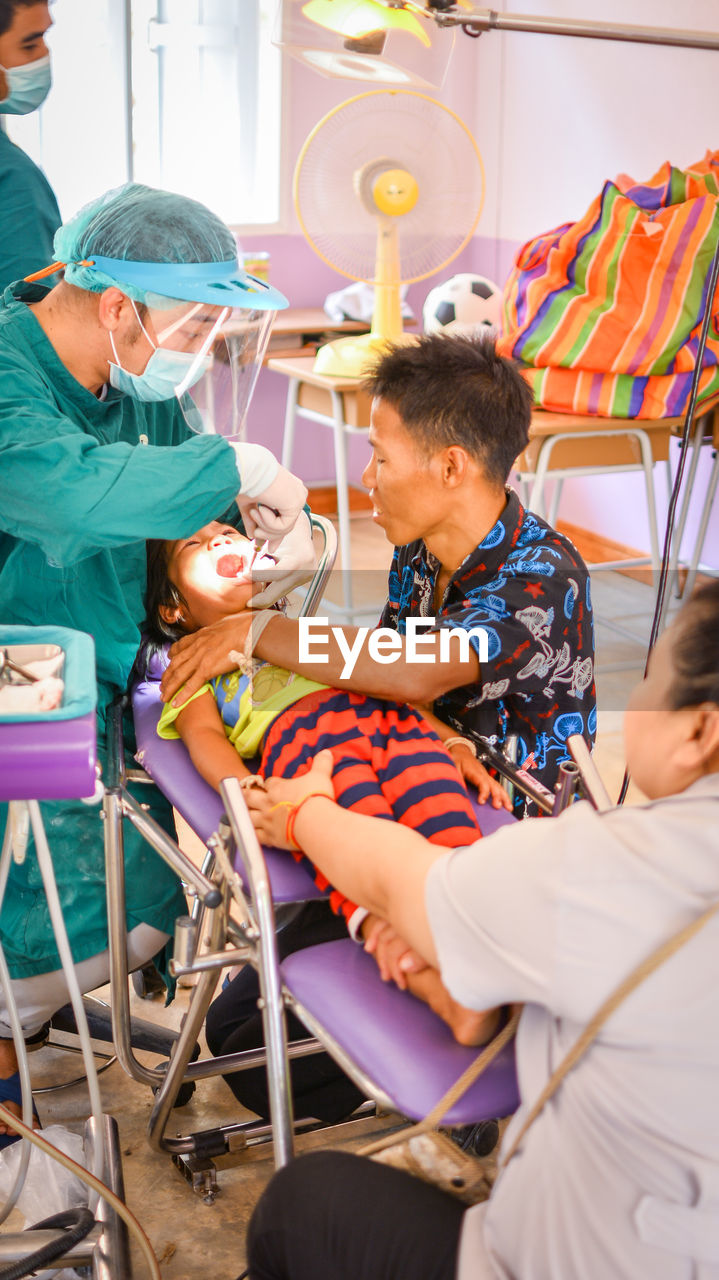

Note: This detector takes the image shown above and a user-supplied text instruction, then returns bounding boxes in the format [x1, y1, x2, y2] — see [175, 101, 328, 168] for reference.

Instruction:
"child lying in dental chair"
[143, 519, 511, 1046]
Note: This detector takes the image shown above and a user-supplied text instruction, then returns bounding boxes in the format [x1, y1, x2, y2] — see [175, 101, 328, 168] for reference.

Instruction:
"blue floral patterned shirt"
[380, 489, 596, 814]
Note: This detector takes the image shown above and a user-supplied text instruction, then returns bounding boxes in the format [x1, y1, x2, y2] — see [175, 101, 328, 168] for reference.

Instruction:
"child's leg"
[260, 691, 422, 923]
[403, 969, 501, 1047]
[260, 690, 481, 850]
[364, 708, 481, 848]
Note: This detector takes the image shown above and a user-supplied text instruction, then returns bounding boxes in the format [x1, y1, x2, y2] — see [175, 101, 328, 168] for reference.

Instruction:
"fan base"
[314, 331, 418, 379]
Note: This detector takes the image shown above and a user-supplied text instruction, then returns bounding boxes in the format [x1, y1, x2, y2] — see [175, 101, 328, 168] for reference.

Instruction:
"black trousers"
[205, 902, 366, 1124]
[247, 1150, 465, 1280]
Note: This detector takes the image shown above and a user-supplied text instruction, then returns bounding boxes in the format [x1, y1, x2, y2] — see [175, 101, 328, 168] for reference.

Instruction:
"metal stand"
[477, 732, 612, 815]
[0, 1115, 132, 1279]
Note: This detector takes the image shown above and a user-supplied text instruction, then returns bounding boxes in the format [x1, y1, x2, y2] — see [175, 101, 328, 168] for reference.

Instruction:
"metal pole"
[476, 736, 556, 813]
[567, 734, 612, 812]
[121, 790, 221, 907]
[552, 761, 580, 814]
[84, 1114, 133, 1280]
[103, 785, 160, 1088]
[221, 777, 296, 1167]
[0, 1228, 101, 1270]
[147, 893, 227, 1152]
[427, 6, 719, 51]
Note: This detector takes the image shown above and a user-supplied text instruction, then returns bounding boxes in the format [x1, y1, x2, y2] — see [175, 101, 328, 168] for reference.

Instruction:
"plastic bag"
[0, 1125, 90, 1277]
[324, 280, 414, 324]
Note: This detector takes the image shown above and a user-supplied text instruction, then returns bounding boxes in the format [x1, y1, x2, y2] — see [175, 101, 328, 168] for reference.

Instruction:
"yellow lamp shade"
[301, 0, 431, 49]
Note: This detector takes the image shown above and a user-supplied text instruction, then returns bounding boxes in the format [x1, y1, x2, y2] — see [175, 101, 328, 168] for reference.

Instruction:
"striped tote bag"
[497, 150, 719, 418]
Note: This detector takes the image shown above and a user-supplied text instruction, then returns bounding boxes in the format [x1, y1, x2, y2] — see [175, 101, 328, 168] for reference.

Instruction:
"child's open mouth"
[215, 553, 246, 579]
[214, 543, 278, 581]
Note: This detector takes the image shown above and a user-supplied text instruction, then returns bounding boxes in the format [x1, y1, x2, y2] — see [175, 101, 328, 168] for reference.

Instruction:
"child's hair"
[144, 538, 188, 646]
[362, 332, 533, 489]
[130, 539, 189, 683]
[670, 579, 719, 710]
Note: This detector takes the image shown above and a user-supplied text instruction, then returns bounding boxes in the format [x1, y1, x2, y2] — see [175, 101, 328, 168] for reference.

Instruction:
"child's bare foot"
[359, 919, 503, 1046]
[441, 999, 501, 1047]
[406, 969, 502, 1046]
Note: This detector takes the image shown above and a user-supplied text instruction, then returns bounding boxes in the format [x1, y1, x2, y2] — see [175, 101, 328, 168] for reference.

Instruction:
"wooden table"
[266, 357, 374, 616]
[210, 311, 370, 441]
[225, 307, 370, 362]
[517, 408, 685, 572]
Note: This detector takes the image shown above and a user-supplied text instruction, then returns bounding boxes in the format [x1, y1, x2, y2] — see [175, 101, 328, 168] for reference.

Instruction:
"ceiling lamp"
[302, 0, 431, 48]
[275, 0, 454, 88]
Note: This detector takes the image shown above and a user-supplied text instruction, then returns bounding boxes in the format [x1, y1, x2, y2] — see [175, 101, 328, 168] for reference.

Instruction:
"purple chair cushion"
[282, 939, 519, 1124]
[132, 677, 322, 903]
[0, 713, 96, 802]
[0, 627, 97, 801]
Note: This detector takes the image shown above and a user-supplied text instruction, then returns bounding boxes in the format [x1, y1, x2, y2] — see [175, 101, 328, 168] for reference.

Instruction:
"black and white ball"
[423, 273, 503, 336]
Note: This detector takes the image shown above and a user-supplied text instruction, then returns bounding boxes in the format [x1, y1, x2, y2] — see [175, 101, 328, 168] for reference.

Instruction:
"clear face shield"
[137, 301, 277, 440]
[175, 306, 277, 442]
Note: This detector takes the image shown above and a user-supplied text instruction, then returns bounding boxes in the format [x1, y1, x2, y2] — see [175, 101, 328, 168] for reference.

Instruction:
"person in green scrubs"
[0, 180, 311, 1133]
[0, 1, 61, 290]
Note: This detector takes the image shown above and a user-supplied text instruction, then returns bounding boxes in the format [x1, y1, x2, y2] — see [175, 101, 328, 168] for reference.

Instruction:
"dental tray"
[0, 627, 97, 801]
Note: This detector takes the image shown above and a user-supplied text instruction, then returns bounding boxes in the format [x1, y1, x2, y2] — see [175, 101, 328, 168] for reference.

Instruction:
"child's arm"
[175, 691, 252, 792]
[411, 703, 513, 812]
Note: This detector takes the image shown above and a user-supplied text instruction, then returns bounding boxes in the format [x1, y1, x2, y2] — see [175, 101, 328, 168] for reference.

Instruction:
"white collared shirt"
[427, 775, 719, 1279]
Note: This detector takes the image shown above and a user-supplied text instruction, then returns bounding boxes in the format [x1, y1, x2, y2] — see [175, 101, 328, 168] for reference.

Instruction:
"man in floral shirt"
[381, 486, 595, 814]
[166, 332, 595, 814]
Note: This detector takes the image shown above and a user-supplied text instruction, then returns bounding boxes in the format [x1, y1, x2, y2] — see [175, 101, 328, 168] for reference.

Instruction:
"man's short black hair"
[0, 0, 40, 38]
[362, 332, 533, 489]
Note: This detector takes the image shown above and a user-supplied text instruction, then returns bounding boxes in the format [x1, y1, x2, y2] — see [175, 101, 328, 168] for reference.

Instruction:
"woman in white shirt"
[244, 580, 719, 1280]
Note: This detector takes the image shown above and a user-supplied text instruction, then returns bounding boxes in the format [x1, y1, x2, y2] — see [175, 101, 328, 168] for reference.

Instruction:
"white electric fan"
[293, 88, 486, 377]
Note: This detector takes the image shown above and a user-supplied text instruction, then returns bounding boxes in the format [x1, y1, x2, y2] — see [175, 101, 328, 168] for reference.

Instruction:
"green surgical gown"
[0, 129, 61, 292]
[0, 282, 241, 977]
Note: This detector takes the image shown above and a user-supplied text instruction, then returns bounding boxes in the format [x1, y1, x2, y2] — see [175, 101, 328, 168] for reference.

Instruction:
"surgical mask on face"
[108, 305, 212, 403]
[0, 54, 51, 115]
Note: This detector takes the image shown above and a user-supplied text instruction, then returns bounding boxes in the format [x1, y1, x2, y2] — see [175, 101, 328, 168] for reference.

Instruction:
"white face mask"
[108, 303, 212, 402]
[0, 54, 51, 115]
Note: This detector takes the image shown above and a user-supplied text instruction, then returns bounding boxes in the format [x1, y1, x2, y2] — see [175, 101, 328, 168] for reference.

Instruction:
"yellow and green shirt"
[157, 662, 326, 759]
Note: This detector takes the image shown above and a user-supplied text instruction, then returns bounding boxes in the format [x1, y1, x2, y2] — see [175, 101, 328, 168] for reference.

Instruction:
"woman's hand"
[245, 749, 336, 849]
[449, 744, 513, 811]
[160, 613, 253, 705]
[362, 915, 429, 989]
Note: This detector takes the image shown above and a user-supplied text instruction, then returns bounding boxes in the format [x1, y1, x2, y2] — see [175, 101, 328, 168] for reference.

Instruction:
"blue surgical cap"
[54, 183, 239, 307]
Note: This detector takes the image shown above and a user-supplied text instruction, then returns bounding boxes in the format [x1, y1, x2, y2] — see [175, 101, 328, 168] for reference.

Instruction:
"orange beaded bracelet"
[268, 791, 333, 851]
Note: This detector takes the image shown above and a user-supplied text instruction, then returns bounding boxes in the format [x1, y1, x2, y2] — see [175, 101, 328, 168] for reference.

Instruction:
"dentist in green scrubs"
[0, 181, 310, 1123]
[0, 0, 61, 290]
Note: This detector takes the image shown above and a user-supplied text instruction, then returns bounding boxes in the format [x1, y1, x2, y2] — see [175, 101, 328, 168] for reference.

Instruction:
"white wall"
[487, 0, 718, 237]
[480, 0, 719, 567]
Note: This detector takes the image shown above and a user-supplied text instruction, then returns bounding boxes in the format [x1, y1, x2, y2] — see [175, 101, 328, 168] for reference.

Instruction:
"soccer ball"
[422, 273, 503, 336]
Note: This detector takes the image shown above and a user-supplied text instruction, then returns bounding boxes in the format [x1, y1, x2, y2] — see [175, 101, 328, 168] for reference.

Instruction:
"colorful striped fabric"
[260, 688, 481, 925]
[497, 151, 719, 418]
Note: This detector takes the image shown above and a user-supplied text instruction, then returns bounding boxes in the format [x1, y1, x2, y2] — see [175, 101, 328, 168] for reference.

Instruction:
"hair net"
[54, 183, 239, 307]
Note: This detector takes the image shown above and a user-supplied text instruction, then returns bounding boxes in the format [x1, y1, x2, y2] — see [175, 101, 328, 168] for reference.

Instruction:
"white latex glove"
[248, 510, 318, 608]
[236, 465, 308, 552]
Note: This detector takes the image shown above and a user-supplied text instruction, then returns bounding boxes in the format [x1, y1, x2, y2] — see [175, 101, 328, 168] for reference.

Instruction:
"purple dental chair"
[116, 515, 522, 1201]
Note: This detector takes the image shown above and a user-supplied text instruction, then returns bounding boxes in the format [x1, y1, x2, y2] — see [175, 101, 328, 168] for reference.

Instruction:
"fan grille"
[294, 90, 485, 284]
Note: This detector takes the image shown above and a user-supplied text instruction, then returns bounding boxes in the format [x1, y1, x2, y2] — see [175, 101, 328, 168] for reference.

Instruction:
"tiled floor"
[5, 512, 669, 1278]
